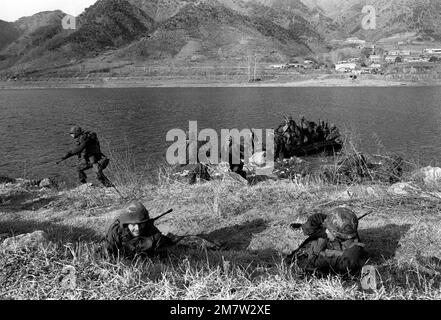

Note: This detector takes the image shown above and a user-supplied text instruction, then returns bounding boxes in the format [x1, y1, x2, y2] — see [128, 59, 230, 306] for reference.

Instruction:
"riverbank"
[2, 159, 441, 299]
[0, 75, 436, 89]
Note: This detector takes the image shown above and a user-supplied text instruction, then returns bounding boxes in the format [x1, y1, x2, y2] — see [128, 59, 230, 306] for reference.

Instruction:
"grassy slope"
[1, 162, 441, 299]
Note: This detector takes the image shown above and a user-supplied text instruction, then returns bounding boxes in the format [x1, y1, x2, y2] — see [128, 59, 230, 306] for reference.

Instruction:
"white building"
[387, 50, 411, 56]
[335, 61, 357, 72]
[369, 55, 384, 64]
[404, 56, 429, 63]
[345, 37, 366, 45]
[271, 64, 286, 69]
[385, 56, 400, 63]
[423, 48, 441, 55]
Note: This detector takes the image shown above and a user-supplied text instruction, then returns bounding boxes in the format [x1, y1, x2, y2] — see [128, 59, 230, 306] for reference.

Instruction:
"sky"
[0, 0, 98, 21]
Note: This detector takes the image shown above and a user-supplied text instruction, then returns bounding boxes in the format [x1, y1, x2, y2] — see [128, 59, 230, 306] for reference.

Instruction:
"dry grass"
[2, 143, 441, 299]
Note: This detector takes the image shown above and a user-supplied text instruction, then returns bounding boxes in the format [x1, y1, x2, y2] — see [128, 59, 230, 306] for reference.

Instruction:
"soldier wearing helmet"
[104, 202, 180, 259]
[56, 126, 112, 187]
[285, 207, 368, 275]
[326, 123, 342, 143]
[222, 135, 247, 180]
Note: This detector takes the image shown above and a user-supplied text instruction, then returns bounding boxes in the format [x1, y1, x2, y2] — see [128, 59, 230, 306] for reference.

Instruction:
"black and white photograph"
[1, 0, 441, 306]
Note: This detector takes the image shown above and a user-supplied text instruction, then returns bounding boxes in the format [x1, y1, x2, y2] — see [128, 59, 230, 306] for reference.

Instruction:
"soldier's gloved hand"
[154, 233, 175, 249]
[289, 223, 303, 231]
[136, 236, 154, 252]
[311, 238, 328, 255]
[166, 233, 185, 244]
[341, 244, 364, 269]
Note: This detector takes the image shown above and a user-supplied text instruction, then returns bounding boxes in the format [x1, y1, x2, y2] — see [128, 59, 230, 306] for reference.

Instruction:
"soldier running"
[56, 126, 112, 187]
[285, 207, 368, 275]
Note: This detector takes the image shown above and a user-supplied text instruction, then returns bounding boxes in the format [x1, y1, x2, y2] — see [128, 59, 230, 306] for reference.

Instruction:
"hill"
[2, 153, 441, 299]
[0, 0, 156, 76]
[301, 0, 441, 41]
[60, 0, 154, 53]
[0, 20, 20, 52]
[0, 0, 333, 78]
[119, 1, 314, 63]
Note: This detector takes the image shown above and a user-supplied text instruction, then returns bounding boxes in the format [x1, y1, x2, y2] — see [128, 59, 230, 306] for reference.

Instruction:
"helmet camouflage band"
[69, 126, 83, 137]
[118, 202, 150, 226]
[324, 207, 358, 240]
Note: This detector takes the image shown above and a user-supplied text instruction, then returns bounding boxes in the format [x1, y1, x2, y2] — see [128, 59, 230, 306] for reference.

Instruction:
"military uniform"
[58, 126, 111, 187]
[104, 202, 176, 259]
[182, 138, 211, 184]
[222, 139, 247, 180]
[326, 125, 342, 143]
[286, 207, 368, 275]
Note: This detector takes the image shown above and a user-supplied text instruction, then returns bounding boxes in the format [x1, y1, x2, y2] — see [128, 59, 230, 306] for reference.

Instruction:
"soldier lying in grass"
[104, 202, 181, 259]
[285, 207, 368, 276]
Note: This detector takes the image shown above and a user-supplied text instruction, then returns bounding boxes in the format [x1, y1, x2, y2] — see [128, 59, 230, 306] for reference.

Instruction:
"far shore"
[1, 76, 440, 89]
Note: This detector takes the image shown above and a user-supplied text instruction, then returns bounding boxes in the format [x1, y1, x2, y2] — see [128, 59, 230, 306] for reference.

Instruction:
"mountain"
[301, 0, 441, 41]
[120, 1, 313, 62]
[60, 0, 154, 53]
[236, 0, 343, 39]
[300, 0, 354, 18]
[1, 11, 66, 56]
[0, 0, 335, 77]
[0, 0, 156, 74]
[0, 20, 20, 52]
[127, 0, 191, 22]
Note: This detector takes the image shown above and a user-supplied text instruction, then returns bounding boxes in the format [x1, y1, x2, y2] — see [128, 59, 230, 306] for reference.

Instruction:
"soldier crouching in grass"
[104, 202, 182, 260]
[285, 207, 369, 276]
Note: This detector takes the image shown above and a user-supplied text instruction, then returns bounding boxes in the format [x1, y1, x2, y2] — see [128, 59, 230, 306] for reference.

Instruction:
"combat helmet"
[69, 126, 83, 138]
[324, 207, 358, 240]
[118, 202, 150, 226]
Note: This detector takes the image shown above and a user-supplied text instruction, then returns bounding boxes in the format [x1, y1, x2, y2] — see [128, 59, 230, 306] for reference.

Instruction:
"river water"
[1, 87, 441, 183]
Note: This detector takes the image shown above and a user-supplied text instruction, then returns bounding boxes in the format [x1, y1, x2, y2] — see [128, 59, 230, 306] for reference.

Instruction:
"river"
[1, 87, 440, 183]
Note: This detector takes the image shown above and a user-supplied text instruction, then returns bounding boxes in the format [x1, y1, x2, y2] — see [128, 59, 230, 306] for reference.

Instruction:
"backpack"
[84, 131, 101, 149]
[85, 131, 99, 142]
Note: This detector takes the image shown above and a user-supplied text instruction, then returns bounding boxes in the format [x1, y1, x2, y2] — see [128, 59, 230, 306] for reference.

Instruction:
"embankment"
[1, 162, 441, 299]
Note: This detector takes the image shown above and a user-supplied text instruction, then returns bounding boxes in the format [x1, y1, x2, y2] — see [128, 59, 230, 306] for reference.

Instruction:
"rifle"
[170, 234, 223, 249]
[55, 158, 66, 165]
[288, 209, 375, 259]
[357, 209, 374, 221]
[150, 209, 174, 222]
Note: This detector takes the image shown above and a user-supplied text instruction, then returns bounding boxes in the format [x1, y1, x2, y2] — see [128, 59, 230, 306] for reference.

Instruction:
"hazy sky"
[1, 0, 98, 21]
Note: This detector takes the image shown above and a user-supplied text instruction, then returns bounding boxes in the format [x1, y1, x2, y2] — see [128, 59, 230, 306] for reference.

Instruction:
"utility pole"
[247, 54, 251, 81]
[254, 54, 257, 81]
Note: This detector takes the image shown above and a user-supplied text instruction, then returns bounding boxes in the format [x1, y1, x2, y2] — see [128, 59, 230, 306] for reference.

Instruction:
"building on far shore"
[404, 56, 429, 63]
[271, 64, 286, 69]
[385, 56, 402, 63]
[387, 50, 411, 56]
[369, 55, 384, 64]
[423, 48, 441, 55]
[335, 61, 357, 72]
[345, 37, 366, 45]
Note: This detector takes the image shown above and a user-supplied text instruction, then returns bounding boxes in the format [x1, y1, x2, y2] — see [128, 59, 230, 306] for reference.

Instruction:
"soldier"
[299, 115, 311, 144]
[316, 121, 325, 142]
[285, 207, 368, 275]
[326, 123, 342, 143]
[223, 136, 247, 180]
[277, 116, 294, 135]
[182, 132, 211, 184]
[104, 202, 181, 259]
[56, 126, 112, 187]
